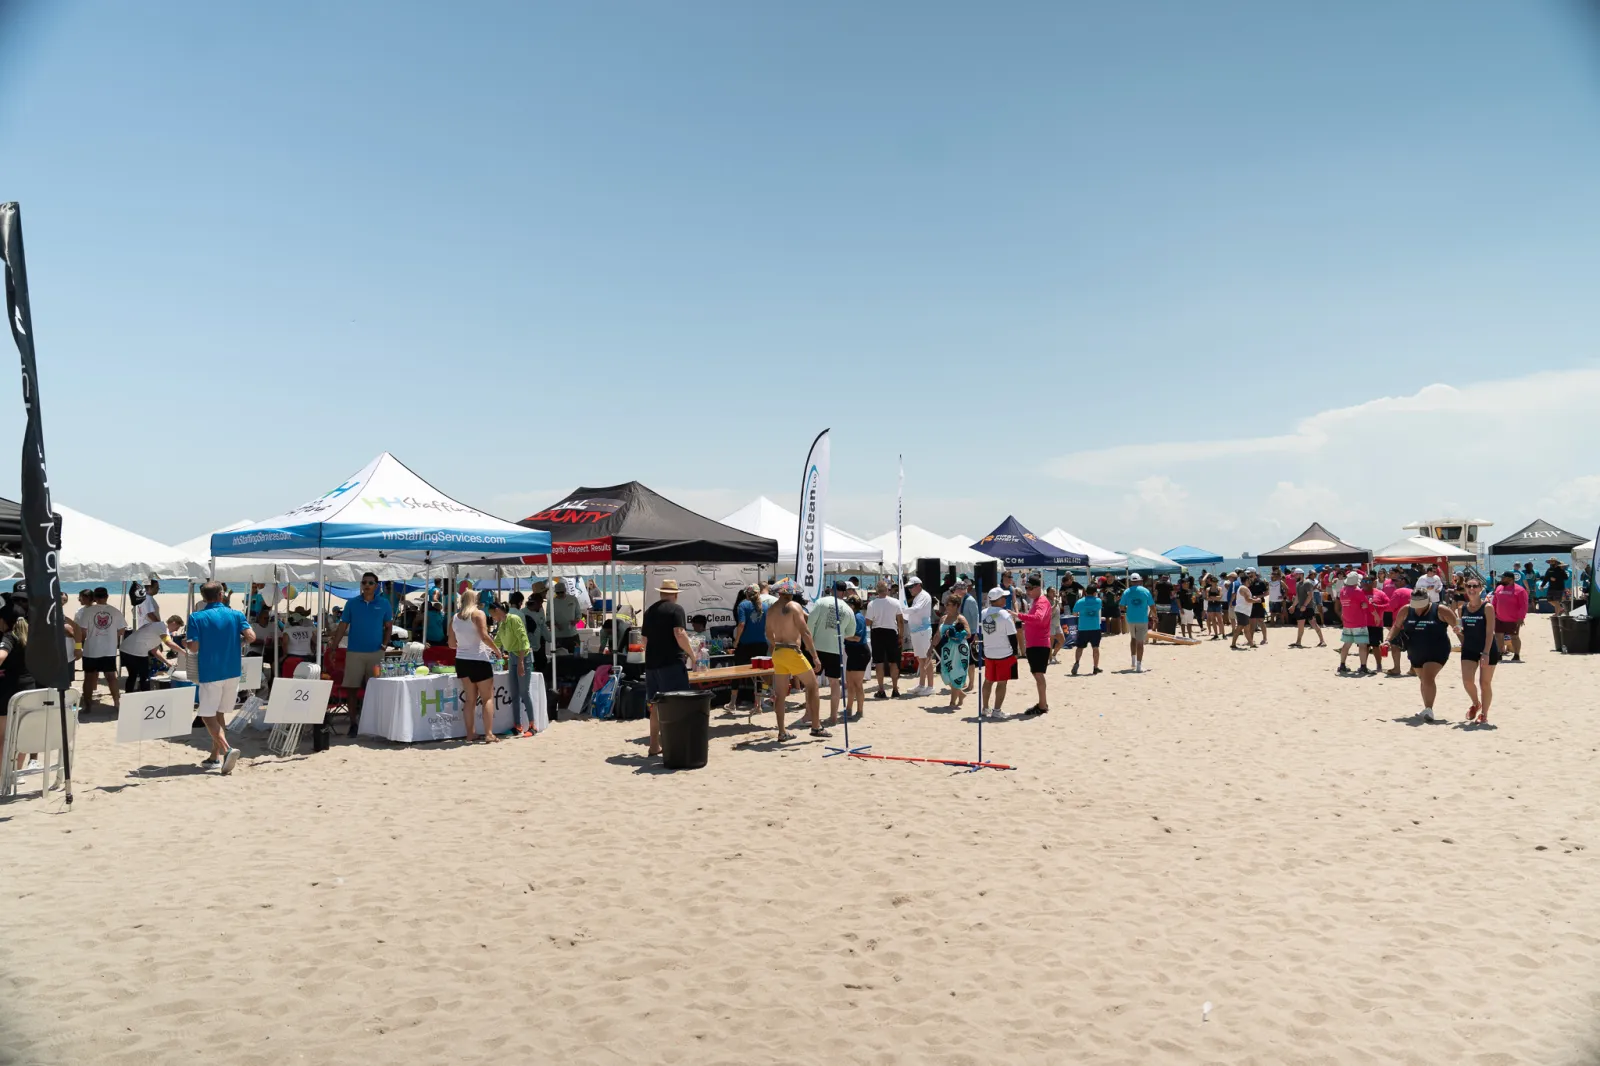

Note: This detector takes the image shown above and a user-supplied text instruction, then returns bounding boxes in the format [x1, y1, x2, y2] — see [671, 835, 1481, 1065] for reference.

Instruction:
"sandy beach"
[4, 623, 1597, 1064]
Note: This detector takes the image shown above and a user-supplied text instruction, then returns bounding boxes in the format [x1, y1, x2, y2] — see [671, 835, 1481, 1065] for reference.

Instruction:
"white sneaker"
[19, 759, 41, 776]
[1421, 708, 1436, 721]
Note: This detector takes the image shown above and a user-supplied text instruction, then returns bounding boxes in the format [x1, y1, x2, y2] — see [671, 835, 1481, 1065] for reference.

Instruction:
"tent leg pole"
[420, 556, 430, 655]
[315, 553, 325, 671]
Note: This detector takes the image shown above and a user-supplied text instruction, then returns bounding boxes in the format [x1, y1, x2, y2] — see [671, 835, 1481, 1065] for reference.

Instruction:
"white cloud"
[1042, 368, 1600, 552]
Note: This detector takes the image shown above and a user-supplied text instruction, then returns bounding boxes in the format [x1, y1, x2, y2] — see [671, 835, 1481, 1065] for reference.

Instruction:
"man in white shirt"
[902, 575, 936, 697]
[120, 585, 167, 692]
[865, 582, 906, 699]
[71, 586, 127, 712]
[1415, 565, 1444, 605]
[979, 588, 1018, 718]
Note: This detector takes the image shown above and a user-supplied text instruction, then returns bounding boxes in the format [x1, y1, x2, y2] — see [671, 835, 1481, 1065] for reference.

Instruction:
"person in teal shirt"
[1118, 573, 1155, 673]
[1071, 588, 1103, 676]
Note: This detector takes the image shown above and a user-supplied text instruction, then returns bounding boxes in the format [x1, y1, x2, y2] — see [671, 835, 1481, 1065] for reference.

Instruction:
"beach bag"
[589, 676, 617, 719]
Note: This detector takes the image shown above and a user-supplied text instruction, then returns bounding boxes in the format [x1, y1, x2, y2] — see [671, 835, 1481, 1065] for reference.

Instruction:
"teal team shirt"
[1119, 586, 1154, 625]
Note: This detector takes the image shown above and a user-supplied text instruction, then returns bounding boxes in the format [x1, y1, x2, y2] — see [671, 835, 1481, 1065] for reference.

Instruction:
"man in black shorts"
[864, 582, 904, 699]
[806, 580, 856, 727]
[640, 578, 694, 759]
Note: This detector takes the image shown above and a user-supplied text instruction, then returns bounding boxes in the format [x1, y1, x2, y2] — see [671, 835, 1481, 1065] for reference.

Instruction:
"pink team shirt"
[1492, 583, 1529, 623]
[1338, 586, 1374, 627]
[1019, 594, 1055, 646]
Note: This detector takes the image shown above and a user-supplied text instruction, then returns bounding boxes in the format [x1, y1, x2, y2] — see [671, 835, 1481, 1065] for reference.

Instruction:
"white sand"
[4, 621, 1597, 1063]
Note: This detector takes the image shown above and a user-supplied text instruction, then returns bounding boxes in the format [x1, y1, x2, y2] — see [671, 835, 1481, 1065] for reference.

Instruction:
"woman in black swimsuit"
[1456, 578, 1499, 724]
[1387, 588, 1459, 721]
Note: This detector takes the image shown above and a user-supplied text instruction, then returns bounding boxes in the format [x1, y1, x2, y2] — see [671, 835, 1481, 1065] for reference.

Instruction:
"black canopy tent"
[1256, 522, 1371, 567]
[518, 482, 777, 564]
[515, 483, 778, 704]
[1488, 518, 1587, 556]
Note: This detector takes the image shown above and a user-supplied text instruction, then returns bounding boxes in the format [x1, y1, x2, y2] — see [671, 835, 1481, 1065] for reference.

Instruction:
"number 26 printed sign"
[264, 679, 334, 724]
[116, 687, 199, 743]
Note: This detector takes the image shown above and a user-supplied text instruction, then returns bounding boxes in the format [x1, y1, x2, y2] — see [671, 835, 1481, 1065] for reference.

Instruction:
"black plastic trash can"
[657, 690, 712, 770]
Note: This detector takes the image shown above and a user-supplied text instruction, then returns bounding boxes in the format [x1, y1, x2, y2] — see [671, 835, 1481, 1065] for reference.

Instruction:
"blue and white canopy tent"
[210, 453, 552, 670]
[971, 517, 1089, 568]
[1164, 545, 1223, 566]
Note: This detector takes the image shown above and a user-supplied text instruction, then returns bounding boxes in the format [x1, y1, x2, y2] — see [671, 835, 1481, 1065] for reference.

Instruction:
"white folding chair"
[266, 661, 321, 756]
[237, 656, 265, 704]
[1, 689, 81, 799]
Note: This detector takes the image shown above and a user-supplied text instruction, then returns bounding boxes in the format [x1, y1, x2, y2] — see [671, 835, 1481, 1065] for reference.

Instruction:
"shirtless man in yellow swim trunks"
[765, 580, 830, 741]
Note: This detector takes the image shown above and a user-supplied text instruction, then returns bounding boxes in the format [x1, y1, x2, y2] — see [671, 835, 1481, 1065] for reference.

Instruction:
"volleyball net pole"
[825, 572, 1012, 771]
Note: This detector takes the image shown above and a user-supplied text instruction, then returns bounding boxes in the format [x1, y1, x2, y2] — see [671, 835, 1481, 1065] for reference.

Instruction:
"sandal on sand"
[777, 730, 796, 742]
[647, 746, 662, 758]
[809, 727, 833, 738]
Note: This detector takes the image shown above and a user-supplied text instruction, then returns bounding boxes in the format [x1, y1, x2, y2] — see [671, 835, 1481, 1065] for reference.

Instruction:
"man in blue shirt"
[323, 571, 393, 733]
[186, 580, 255, 774]
[1118, 572, 1155, 673]
[1071, 586, 1104, 676]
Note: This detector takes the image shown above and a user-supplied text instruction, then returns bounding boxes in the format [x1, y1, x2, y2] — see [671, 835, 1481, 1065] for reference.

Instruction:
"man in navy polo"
[323, 571, 393, 736]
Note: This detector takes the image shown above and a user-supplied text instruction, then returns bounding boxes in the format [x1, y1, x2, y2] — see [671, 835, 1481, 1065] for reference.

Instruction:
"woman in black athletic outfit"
[1387, 588, 1459, 721]
[1456, 578, 1499, 724]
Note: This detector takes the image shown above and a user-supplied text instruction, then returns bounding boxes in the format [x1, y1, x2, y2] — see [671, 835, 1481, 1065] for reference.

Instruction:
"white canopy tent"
[720, 497, 883, 571]
[1120, 548, 1184, 573]
[1040, 528, 1127, 569]
[210, 453, 552, 669]
[1576, 539, 1593, 565]
[1373, 535, 1477, 565]
[55, 503, 198, 583]
[868, 524, 988, 567]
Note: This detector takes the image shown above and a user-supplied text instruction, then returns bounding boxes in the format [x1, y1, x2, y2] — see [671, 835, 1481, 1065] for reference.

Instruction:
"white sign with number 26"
[264, 679, 334, 724]
[116, 687, 199, 743]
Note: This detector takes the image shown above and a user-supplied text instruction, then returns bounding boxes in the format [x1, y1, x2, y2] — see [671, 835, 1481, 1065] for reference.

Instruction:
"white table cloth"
[359, 670, 548, 742]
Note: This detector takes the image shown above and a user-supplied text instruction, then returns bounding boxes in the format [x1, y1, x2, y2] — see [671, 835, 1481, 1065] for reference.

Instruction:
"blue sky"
[2, 1, 1599, 554]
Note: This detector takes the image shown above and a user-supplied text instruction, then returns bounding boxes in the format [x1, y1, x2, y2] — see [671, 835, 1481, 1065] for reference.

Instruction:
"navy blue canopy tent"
[972, 517, 1089, 567]
[1164, 544, 1223, 565]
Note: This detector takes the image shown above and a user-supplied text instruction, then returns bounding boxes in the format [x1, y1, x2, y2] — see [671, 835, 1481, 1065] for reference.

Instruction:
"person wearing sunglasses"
[322, 571, 393, 737]
[1457, 578, 1499, 724]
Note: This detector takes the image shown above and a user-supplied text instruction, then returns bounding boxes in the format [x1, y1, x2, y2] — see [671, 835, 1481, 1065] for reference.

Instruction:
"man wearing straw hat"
[640, 577, 694, 758]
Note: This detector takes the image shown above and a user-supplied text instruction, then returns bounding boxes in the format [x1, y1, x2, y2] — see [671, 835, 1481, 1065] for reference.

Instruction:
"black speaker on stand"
[974, 560, 999, 593]
[915, 558, 942, 596]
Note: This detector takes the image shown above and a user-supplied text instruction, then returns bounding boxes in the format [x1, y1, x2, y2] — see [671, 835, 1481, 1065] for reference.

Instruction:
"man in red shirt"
[1491, 571, 1529, 663]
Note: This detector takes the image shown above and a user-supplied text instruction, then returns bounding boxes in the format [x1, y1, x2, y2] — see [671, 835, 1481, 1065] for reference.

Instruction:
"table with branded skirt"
[358, 669, 549, 742]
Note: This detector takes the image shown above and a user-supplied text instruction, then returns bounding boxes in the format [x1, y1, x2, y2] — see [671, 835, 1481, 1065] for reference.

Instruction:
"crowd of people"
[0, 549, 1592, 774]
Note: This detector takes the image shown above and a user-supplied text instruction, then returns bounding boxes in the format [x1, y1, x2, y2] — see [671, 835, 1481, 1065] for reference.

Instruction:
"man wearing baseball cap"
[978, 587, 1018, 717]
[902, 575, 936, 697]
[1118, 573, 1154, 673]
[806, 579, 856, 727]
